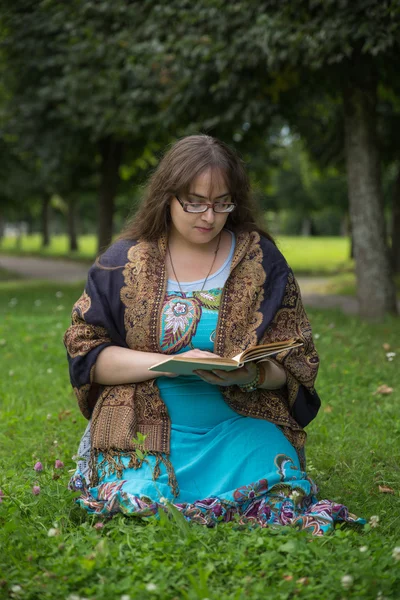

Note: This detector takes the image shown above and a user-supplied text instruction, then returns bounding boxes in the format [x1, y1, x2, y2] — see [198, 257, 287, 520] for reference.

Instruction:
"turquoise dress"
[69, 281, 365, 534]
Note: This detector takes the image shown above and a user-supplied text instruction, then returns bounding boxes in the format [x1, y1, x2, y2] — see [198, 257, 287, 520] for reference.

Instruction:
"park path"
[0, 254, 90, 283]
[0, 253, 364, 314]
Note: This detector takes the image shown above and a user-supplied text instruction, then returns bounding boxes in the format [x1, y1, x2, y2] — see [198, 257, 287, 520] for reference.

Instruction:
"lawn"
[0, 234, 353, 275]
[0, 281, 399, 599]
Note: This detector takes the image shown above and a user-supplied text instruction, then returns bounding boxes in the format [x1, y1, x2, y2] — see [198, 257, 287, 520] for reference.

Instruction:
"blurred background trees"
[1, 0, 399, 317]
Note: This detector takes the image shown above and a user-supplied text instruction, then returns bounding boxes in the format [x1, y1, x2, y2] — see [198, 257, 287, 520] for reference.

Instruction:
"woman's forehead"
[188, 168, 229, 195]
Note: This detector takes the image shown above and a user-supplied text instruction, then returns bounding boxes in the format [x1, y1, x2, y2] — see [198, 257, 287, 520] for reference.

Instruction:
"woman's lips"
[195, 226, 213, 232]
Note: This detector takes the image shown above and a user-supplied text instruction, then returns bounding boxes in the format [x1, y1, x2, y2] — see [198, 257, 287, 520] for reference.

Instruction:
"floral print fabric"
[69, 456, 364, 535]
[69, 288, 365, 535]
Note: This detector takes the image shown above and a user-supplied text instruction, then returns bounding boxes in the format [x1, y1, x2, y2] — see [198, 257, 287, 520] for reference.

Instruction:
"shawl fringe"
[89, 448, 180, 498]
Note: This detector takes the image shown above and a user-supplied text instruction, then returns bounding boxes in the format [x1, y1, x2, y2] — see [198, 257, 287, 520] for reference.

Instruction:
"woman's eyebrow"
[188, 192, 231, 199]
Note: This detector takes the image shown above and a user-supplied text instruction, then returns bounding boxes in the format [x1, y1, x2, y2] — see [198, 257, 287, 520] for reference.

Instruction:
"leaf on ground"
[373, 384, 393, 395]
[378, 485, 395, 494]
[282, 574, 293, 581]
[324, 405, 333, 413]
[58, 410, 71, 420]
[382, 343, 391, 351]
[297, 577, 309, 585]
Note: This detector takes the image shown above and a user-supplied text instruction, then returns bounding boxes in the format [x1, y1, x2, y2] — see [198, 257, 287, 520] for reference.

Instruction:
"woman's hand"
[181, 349, 258, 387]
[161, 349, 219, 378]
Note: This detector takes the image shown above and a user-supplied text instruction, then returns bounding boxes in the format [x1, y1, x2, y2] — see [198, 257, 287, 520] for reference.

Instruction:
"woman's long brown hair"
[117, 134, 275, 244]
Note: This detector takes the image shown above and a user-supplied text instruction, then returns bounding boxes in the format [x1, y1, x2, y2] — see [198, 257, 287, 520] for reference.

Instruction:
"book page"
[232, 340, 303, 363]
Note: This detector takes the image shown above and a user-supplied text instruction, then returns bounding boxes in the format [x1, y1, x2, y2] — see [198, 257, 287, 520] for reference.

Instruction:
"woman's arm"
[258, 359, 287, 390]
[93, 346, 178, 384]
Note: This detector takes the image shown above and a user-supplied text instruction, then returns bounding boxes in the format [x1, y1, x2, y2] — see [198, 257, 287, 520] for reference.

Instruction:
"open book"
[149, 339, 303, 376]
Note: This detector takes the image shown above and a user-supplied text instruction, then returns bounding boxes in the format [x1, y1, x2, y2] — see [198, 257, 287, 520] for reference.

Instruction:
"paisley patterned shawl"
[64, 231, 320, 484]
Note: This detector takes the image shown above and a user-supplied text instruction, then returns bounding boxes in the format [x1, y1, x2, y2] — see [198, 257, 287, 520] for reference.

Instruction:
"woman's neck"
[166, 229, 232, 283]
[167, 228, 222, 256]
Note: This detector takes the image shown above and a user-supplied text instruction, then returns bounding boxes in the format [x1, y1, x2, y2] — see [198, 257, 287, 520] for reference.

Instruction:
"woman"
[65, 135, 364, 534]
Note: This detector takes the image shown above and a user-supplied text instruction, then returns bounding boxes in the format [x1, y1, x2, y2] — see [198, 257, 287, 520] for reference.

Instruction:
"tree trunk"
[16, 223, 23, 249]
[67, 196, 79, 252]
[391, 164, 400, 275]
[97, 137, 123, 253]
[41, 194, 51, 248]
[26, 215, 34, 235]
[0, 213, 4, 244]
[343, 75, 397, 318]
[301, 216, 312, 236]
[340, 214, 354, 259]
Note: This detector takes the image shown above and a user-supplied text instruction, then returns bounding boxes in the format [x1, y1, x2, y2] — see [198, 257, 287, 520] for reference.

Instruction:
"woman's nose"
[201, 206, 215, 223]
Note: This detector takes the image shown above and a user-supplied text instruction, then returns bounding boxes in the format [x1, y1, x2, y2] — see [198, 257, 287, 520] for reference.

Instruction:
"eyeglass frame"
[174, 194, 236, 214]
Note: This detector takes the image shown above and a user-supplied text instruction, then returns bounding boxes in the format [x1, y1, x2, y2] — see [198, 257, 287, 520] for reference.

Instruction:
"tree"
[251, 1, 399, 317]
[1, 0, 169, 251]
[148, 0, 398, 317]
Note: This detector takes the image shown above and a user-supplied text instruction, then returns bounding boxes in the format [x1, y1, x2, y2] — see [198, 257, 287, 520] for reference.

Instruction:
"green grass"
[0, 282, 400, 599]
[0, 234, 97, 262]
[0, 267, 22, 282]
[277, 236, 353, 275]
[1, 234, 353, 275]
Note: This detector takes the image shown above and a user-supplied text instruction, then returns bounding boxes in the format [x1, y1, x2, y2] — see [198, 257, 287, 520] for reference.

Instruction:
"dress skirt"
[69, 288, 365, 535]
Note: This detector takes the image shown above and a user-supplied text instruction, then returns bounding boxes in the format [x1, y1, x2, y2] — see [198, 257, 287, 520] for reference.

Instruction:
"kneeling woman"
[65, 135, 364, 535]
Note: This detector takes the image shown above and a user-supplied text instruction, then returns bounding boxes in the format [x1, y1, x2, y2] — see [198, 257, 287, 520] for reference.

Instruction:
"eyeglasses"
[175, 194, 236, 214]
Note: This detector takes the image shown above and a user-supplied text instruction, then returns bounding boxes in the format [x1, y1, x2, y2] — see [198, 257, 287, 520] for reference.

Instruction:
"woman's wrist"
[258, 359, 287, 390]
[239, 363, 264, 392]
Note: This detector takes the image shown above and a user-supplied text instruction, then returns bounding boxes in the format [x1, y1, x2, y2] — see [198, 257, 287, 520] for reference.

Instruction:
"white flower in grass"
[47, 527, 59, 537]
[47, 413, 52, 420]
[121, 595, 131, 600]
[314, 333, 320, 340]
[11, 585, 22, 593]
[341, 575, 353, 589]
[369, 515, 380, 528]
[55, 291, 63, 298]
[67, 595, 81, 600]
[0, 338, 6, 346]
[34, 299, 42, 307]
[392, 547, 400, 561]
[47, 368, 53, 374]
[359, 546, 368, 553]
[290, 490, 301, 502]
[9, 370, 14, 376]
[159, 496, 168, 505]
[386, 352, 396, 362]
[56, 305, 65, 311]
[145, 583, 157, 592]
[8, 298, 18, 307]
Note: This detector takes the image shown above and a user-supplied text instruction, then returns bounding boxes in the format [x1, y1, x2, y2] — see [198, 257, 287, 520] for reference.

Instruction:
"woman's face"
[169, 168, 230, 246]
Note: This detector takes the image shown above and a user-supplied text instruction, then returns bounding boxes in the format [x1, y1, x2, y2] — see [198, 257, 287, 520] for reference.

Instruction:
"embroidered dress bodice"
[159, 230, 237, 427]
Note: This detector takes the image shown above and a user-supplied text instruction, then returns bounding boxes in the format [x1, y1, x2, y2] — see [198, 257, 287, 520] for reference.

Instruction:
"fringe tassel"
[158, 453, 180, 499]
[145, 452, 180, 498]
[89, 448, 180, 498]
[152, 453, 161, 480]
[89, 448, 100, 487]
